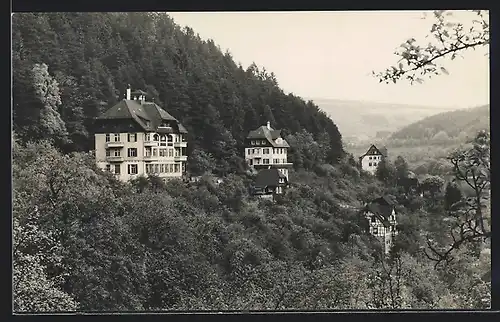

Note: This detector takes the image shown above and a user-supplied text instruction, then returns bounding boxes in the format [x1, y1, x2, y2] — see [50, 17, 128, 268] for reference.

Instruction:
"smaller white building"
[359, 144, 384, 174]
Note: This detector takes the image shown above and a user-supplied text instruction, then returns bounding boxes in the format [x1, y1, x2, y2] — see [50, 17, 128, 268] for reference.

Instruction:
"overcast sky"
[168, 11, 489, 109]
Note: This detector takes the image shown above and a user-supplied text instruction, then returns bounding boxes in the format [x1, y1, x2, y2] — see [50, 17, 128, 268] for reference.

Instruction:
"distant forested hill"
[388, 104, 489, 144]
[308, 98, 457, 143]
[12, 12, 344, 174]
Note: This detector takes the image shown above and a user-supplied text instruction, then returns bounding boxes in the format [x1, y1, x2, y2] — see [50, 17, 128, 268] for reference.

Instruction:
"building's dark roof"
[96, 99, 187, 133]
[131, 90, 148, 96]
[364, 195, 396, 227]
[359, 144, 383, 160]
[254, 169, 287, 188]
[246, 124, 290, 148]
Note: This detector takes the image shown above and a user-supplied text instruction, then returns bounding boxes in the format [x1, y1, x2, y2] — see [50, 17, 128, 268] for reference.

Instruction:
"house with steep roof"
[251, 168, 288, 199]
[362, 195, 398, 254]
[245, 121, 293, 181]
[359, 144, 384, 174]
[93, 86, 188, 182]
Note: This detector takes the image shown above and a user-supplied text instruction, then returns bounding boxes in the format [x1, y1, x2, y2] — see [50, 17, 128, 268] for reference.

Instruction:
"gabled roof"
[254, 169, 287, 188]
[247, 124, 290, 148]
[131, 90, 148, 96]
[364, 195, 396, 227]
[360, 144, 383, 159]
[96, 99, 187, 133]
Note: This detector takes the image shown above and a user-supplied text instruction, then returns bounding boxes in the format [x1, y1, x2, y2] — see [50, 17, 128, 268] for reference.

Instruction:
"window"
[274, 159, 279, 164]
[152, 149, 157, 156]
[174, 164, 180, 173]
[114, 149, 121, 157]
[145, 164, 150, 174]
[160, 164, 165, 173]
[169, 164, 174, 173]
[282, 159, 287, 164]
[167, 135, 173, 144]
[373, 227, 378, 235]
[263, 159, 270, 164]
[153, 134, 159, 141]
[263, 148, 270, 154]
[249, 159, 253, 165]
[373, 162, 377, 166]
[182, 163, 186, 173]
[255, 148, 261, 154]
[105, 134, 111, 142]
[114, 164, 121, 174]
[154, 164, 159, 173]
[159, 149, 167, 157]
[128, 148, 137, 157]
[369, 156, 372, 160]
[175, 148, 180, 157]
[128, 133, 137, 142]
[145, 148, 151, 157]
[255, 159, 260, 165]
[371, 216, 376, 223]
[369, 162, 372, 166]
[251, 140, 255, 145]
[128, 164, 138, 175]
[106, 149, 110, 157]
[168, 149, 174, 157]
[105, 164, 111, 172]
[114, 133, 120, 142]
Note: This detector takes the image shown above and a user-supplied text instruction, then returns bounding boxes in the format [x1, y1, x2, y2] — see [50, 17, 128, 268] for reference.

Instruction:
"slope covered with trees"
[12, 11, 491, 312]
[12, 12, 344, 175]
[388, 104, 489, 144]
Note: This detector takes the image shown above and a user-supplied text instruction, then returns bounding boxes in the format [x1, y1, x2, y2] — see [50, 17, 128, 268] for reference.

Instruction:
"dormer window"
[153, 134, 159, 141]
[167, 135, 173, 146]
[276, 137, 283, 144]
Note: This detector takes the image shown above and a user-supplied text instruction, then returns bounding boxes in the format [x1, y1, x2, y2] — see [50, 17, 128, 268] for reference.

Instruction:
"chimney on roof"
[267, 121, 271, 130]
[126, 85, 131, 100]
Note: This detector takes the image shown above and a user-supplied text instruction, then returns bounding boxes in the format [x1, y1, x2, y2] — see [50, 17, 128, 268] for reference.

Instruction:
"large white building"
[245, 121, 293, 181]
[94, 87, 188, 182]
[359, 144, 384, 174]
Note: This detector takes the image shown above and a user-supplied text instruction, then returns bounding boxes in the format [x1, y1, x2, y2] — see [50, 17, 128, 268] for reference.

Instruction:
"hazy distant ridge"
[307, 98, 458, 143]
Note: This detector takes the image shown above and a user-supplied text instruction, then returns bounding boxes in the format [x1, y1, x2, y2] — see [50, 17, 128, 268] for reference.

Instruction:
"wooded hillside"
[12, 12, 344, 174]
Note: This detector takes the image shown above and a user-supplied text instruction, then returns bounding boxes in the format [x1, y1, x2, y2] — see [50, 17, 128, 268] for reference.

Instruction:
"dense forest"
[12, 12, 343, 175]
[12, 12, 490, 312]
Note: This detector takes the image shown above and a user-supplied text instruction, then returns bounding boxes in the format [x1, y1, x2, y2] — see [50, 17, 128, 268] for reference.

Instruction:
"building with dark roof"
[94, 86, 188, 182]
[245, 121, 293, 181]
[359, 144, 384, 174]
[252, 168, 288, 198]
[362, 195, 398, 254]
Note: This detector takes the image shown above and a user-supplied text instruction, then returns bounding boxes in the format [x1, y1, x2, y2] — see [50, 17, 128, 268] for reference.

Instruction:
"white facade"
[361, 154, 382, 174]
[245, 145, 291, 179]
[95, 132, 187, 182]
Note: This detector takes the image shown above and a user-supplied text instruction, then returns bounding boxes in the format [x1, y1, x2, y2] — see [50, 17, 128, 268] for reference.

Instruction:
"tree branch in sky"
[373, 10, 489, 84]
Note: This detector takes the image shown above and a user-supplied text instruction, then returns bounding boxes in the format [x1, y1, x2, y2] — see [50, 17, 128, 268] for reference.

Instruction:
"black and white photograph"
[11, 10, 491, 313]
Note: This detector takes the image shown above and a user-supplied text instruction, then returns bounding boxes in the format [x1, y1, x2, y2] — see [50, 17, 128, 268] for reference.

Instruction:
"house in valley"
[245, 122, 293, 197]
[93, 86, 188, 182]
[362, 195, 398, 254]
[359, 144, 384, 174]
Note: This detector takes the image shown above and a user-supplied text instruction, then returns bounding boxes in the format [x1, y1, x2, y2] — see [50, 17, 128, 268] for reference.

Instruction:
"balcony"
[106, 156, 124, 162]
[106, 141, 125, 148]
[254, 162, 293, 169]
[174, 155, 188, 162]
[173, 141, 188, 148]
[144, 155, 158, 161]
[144, 141, 158, 147]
